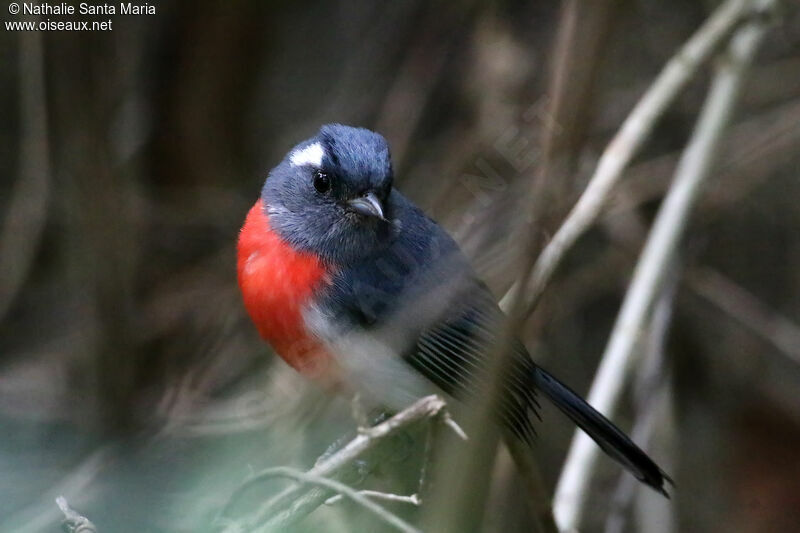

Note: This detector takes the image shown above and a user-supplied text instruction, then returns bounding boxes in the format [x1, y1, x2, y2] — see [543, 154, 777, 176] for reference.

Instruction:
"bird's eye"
[313, 170, 331, 193]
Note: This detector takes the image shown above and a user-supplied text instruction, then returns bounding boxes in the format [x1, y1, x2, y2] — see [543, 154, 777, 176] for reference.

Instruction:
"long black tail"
[532, 366, 673, 496]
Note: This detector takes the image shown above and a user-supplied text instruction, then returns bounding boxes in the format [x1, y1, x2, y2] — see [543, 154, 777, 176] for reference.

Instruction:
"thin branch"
[242, 467, 421, 533]
[325, 490, 421, 506]
[440, 412, 469, 441]
[219, 395, 452, 532]
[554, 2, 777, 530]
[510, 0, 758, 313]
[56, 497, 96, 533]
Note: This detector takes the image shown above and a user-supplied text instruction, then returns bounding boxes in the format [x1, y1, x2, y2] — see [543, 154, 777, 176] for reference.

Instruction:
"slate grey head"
[261, 124, 396, 265]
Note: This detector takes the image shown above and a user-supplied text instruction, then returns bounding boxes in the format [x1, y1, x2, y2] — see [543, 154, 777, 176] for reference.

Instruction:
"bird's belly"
[303, 305, 441, 411]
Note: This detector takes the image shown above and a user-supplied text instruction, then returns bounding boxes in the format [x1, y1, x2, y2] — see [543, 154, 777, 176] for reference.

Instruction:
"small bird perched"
[237, 124, 671, 494]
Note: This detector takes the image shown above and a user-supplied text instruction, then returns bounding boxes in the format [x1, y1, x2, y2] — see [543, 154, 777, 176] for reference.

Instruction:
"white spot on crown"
[290, 142, 325, 167]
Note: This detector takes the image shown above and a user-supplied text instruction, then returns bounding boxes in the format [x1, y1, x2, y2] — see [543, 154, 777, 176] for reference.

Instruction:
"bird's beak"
[347, 192, 385, 221]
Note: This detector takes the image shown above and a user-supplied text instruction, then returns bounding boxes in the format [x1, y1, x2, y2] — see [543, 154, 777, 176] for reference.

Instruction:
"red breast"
[237, 200, 335, 381]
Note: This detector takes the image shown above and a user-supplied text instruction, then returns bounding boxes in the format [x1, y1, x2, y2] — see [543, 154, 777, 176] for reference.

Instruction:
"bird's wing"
[405, 290, 542, 444]
[309, 191, 541, 441]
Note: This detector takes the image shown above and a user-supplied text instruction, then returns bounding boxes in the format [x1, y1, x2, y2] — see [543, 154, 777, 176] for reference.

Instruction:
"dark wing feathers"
[407, 300, 542, 445]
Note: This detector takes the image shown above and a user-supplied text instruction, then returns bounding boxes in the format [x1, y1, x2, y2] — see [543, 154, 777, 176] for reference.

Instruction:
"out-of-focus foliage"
[1, 1, 799, 532]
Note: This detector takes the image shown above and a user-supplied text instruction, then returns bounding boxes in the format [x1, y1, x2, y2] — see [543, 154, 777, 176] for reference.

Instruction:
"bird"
[237, 123, 671, 495]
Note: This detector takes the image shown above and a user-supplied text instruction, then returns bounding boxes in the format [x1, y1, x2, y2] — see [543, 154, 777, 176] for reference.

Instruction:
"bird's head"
[261, 124, 396, 265]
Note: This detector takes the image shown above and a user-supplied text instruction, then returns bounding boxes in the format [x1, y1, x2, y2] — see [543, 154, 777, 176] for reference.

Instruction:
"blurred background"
[1, 1, 800, 532]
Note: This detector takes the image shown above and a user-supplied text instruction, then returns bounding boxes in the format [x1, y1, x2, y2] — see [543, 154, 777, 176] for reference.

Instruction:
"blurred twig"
[554, 1, 778, 529]
[423, 162, 560, 533]
[608, 97, 800, 220]
[508, 0, 760, 313]
[541, 0, 619, 200]
[56, 496, 97, 533]
[375, 0, 475, 167]
[504, 438, 560, 533]
[604, 269, 678, 533]
[0, 447, 114, 533]
[0, 30, 50, 321]
[687, 268, 800, 367]
[419, 5, 618, 530]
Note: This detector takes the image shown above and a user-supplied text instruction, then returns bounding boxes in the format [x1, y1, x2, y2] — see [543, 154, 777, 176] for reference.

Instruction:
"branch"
[503, 438, 560, 533]
[511, 0, 758, 313]
[240, 467, 421, 533]
[219, 395, 454, 532]
[554, 1, 778, 530]
[325, 490, 421, 506]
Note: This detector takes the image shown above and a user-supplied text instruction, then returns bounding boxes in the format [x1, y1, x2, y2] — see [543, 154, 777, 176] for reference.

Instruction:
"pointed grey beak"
[347, 191, 385, 220]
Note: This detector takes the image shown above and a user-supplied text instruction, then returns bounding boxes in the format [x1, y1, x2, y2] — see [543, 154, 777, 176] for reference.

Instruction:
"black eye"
[313, 170, 331, 193]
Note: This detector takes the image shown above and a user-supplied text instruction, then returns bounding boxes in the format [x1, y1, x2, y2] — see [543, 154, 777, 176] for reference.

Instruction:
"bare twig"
[422, 244, 558, 532]
[220, 395, 453, 532]
[55, 497, 97, 533]
[440, 413, 469, 441]
[325, 490, 421, 506]
[241, 467, 421, 533]
[554, 2, 777, 529]
[509, 0, 759, 313]
[374, 1, 476, 166]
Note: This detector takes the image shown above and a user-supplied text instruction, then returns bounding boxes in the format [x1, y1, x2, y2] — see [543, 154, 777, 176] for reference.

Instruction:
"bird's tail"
[531, 366, 672, 496]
